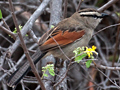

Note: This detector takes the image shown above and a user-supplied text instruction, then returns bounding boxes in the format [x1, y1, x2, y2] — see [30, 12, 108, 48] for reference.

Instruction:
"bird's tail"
[7, 48, 46, 88]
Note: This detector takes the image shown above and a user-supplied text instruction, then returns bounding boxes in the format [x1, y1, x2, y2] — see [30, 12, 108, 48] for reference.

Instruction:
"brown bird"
[7, 8, 108, 87]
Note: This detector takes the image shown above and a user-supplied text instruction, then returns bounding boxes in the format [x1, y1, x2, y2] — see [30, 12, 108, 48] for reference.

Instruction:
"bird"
[7, 8, 108, 87]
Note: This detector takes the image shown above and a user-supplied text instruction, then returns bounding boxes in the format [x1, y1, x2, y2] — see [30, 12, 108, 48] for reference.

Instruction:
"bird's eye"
[93, 15, 98, 19]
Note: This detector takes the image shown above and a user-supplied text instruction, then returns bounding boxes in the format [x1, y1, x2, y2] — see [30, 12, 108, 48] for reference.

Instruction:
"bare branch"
[49, 0, 62, 27]
[76, 0, 83, 11]
[98, 0, 119, 12]
[63, 0, 68, 18]
[8, 0, 46, 89]
[7, 0, 51, 57]
[0, 26, 16, 40]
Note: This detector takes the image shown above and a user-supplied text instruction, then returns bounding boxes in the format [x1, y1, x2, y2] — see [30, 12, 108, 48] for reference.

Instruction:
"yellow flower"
[84, 46, 97, 58]
[92, 45, 96, 50]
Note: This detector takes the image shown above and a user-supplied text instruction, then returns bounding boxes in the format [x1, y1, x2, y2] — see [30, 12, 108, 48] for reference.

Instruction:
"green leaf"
[86, 60, 92, 68]
[42, 64, 55, 78]
[73, 47, 81, 55]
[43, 73, 48, 77]
[0, 10, 2, 19]
[75, 53, 87, 63]
[116, 12, 120, 17]
[51, 25, 55, 29]
[89, 55, 94, 59]
[49, 71, 55, 76]
[75, 56, 81, 63]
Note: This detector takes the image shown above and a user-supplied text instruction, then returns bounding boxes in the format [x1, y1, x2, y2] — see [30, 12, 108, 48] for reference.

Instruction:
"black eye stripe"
[80, 14, 103, 18]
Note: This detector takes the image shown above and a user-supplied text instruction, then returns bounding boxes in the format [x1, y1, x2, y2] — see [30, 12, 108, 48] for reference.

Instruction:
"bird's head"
[71, 8, 108, 29]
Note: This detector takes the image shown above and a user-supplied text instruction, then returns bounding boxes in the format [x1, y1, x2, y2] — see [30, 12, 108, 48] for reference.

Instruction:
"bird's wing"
[39, 25, 85, 51]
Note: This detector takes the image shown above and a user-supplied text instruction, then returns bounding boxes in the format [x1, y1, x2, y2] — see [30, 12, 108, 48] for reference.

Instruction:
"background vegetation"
[0, 0, 119, 90]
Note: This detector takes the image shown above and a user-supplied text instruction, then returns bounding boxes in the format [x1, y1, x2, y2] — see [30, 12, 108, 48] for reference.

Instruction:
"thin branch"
[28, 29, 39, 44]
[49, 0, 62, 27]
[0, 34, 13, 44]
[94, 36, 108, 65]
[7, 0, 51, 57]
[0, 25, 16, 40]
[76, 0, 83, 11]
[98, 0, 119, 12]
[93, 23, 120, 37]
[0, 10, 24, 26]
[8, 0, 46, 89]
[96, 67, 120, 89]
[53, 59, 72, 87]
[112, 21, 120, 67]
[63, 0, 68, 18]
[1, 18, 11, 31]
[0, 1, 38, 12]
[50, 36, 70, 60]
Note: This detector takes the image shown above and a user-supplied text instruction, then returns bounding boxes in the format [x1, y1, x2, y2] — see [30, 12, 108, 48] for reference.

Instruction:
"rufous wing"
[40, 29, 85, 51]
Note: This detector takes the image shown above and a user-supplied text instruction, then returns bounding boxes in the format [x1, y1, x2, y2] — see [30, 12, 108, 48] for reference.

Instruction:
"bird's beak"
[101, 13, 109, 18]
